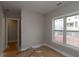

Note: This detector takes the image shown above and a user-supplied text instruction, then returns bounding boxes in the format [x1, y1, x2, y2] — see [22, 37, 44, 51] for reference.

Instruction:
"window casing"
[53, 13, 79, 48]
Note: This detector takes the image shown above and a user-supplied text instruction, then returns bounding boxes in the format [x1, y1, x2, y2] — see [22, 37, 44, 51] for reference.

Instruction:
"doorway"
[4, 18, 21, 56]
[8, 20, 17, 49]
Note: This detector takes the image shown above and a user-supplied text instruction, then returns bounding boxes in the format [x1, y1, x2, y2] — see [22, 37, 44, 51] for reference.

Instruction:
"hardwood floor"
[3, 42, 64, 57]
[3, 42, 18, 57]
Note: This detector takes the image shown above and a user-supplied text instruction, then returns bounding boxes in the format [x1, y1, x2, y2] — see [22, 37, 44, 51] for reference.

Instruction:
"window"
[66, 32, 79, 47]
[53, 13, 79, 48]
[55, 18, 64, 30]
[54, 18, 64, 43]
[66, 15, 79, 47]
[54, 31, 63, 43]
[66, 15, 79, 31]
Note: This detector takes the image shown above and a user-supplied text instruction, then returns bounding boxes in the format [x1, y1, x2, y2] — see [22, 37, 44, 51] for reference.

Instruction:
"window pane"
[66, 32, 79, 47]
[55, 18, 64, 30]
[66, 15, 79, 31]
[55, 31, 63, 43]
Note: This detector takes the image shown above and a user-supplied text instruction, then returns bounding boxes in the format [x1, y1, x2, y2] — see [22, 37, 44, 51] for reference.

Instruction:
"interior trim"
[43, 43, 73, 57]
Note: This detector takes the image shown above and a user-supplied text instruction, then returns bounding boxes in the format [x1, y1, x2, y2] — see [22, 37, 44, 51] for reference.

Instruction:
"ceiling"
[0, 1, 70, 14]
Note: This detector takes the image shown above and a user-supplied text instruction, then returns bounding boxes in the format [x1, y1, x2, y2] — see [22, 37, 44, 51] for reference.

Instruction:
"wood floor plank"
[3, 43, 65, 57]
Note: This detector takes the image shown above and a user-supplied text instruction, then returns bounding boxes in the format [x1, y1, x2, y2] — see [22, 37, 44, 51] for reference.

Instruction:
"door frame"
[5, 18, 20, 50]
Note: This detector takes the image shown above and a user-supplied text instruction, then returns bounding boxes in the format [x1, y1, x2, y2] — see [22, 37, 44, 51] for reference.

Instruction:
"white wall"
[45, 1, 79, 57]
[8, 20, 17, 43]
[21, 8, 44, 50]
[0, 6, 5, 56]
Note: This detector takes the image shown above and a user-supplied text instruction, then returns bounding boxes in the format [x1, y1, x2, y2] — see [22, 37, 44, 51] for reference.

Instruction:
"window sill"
[52, 40, 79, 52]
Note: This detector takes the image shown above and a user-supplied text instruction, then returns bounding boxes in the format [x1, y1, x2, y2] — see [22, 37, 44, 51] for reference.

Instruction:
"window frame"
[52, 11, 79, 51]
[53, 17, 64, 43]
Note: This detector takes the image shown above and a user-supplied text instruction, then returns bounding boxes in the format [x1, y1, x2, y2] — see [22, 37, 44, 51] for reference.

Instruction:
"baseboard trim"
[32, 44, 43, 49]
[20, 47, 29, 51]
[19, 43, 73, 57]
[8, 40, 17, 43]
[43, 43, 73, 57]
[20, 44, 44, 51]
